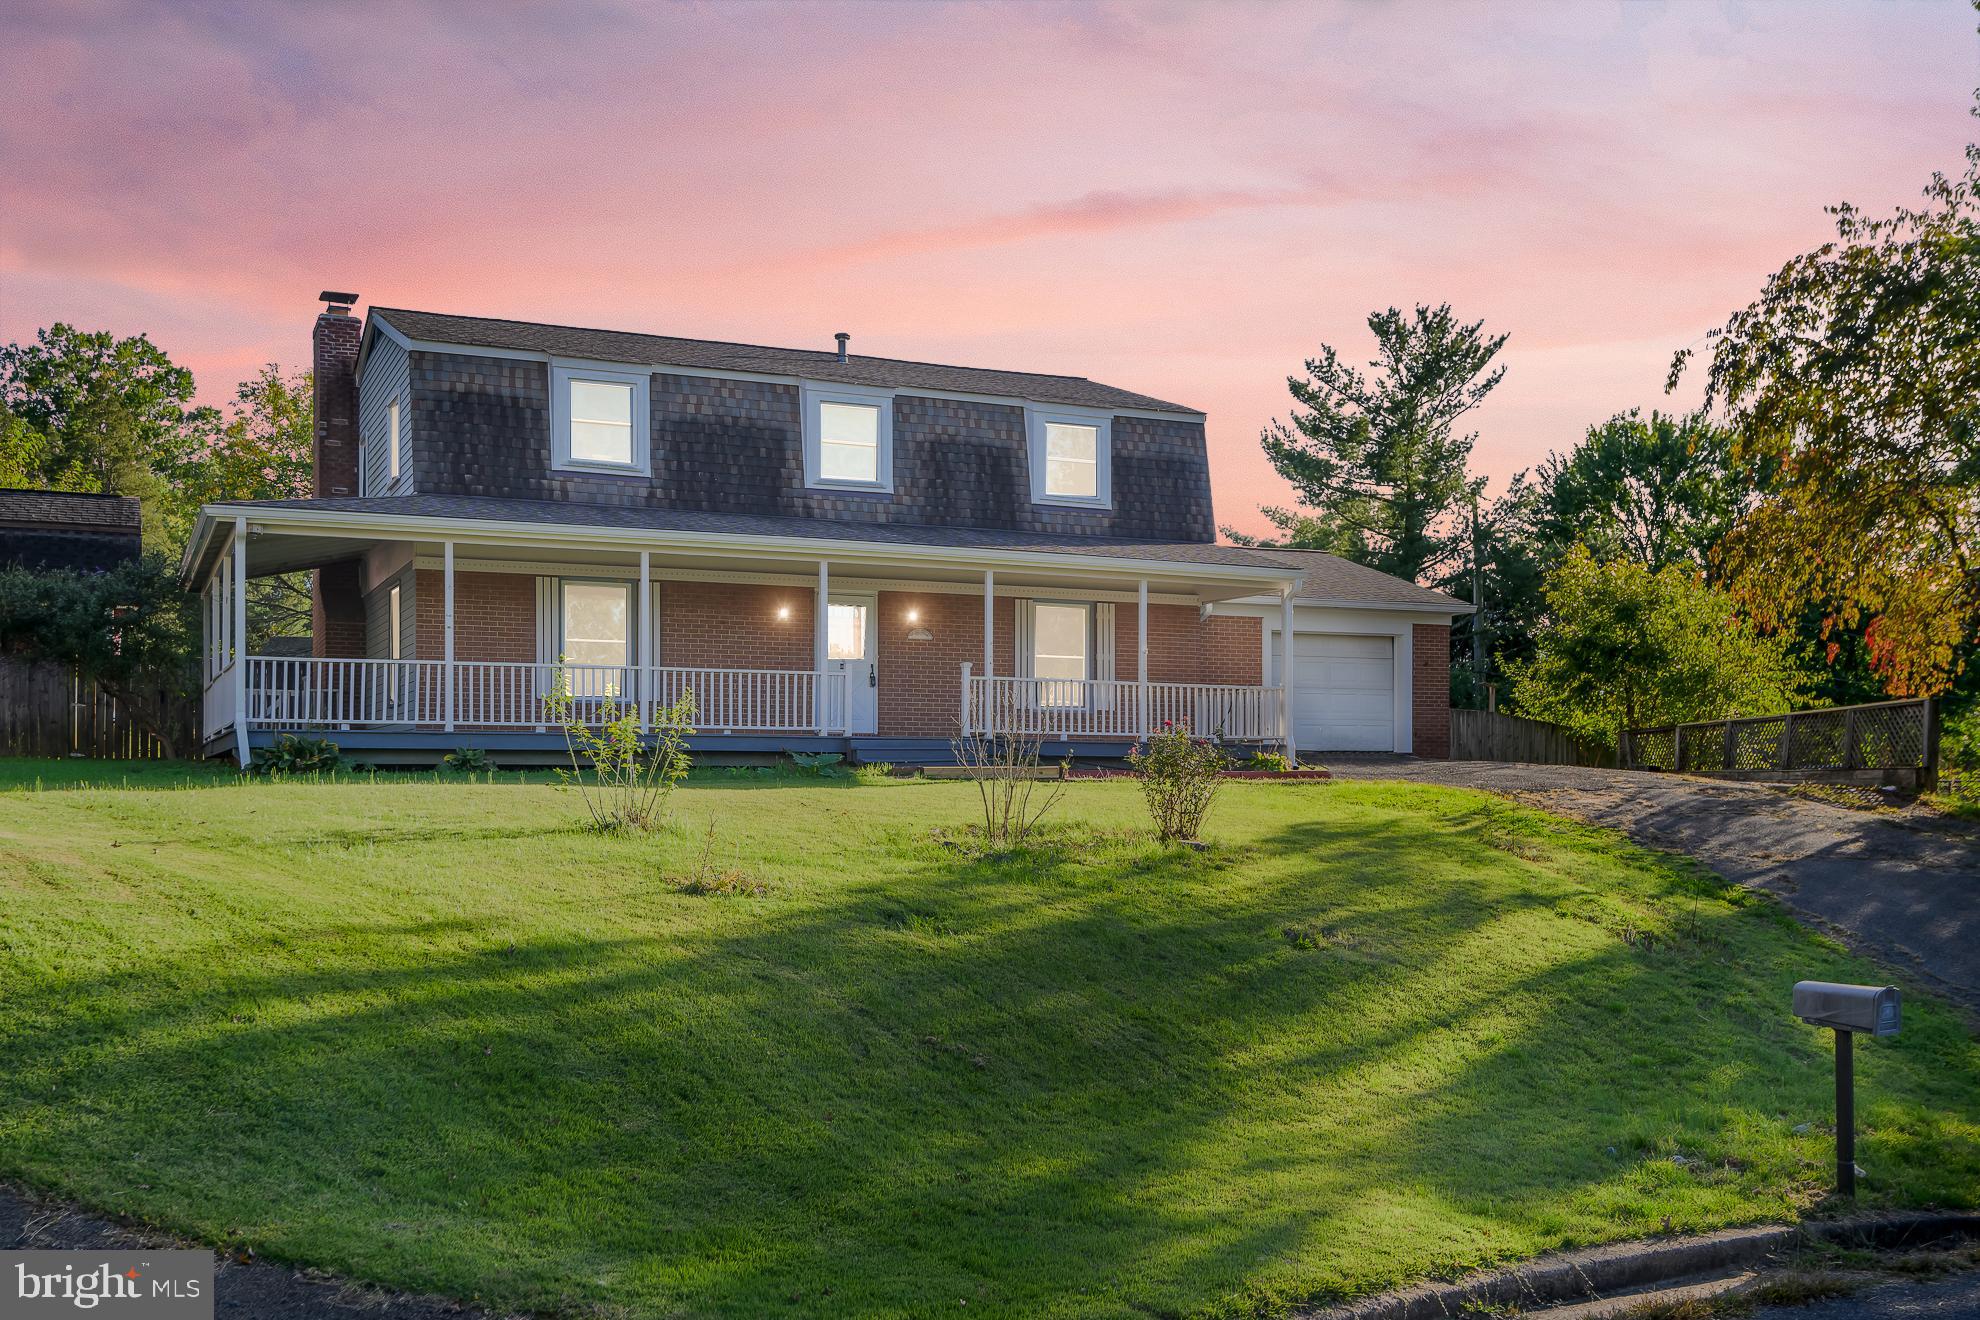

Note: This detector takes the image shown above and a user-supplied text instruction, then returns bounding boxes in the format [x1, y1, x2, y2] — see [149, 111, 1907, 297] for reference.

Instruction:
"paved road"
[1748, 1270, 1980, 1319]
[1325, 758, 1980, 1018]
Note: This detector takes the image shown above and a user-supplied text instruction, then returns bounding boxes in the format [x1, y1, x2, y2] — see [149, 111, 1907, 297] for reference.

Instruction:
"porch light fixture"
[905, 608, 920, 623]
[905, 608, 931, 642]
[776, 605, 791, 621]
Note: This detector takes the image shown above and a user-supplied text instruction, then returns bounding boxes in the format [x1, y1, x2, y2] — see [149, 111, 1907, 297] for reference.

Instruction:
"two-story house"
[181, 293, 1466, 766]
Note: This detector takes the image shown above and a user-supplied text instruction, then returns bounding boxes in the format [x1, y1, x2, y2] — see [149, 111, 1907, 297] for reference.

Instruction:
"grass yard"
[0, 761, 1975, 1319]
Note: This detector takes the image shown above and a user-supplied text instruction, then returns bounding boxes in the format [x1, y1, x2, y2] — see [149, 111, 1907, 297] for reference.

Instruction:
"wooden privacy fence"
[0, 659, 192, 759]
[1623, 698, 1939, 788]
[1449, 708, 1617, 768]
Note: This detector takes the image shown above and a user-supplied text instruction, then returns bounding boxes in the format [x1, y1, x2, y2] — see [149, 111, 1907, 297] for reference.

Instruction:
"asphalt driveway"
[1325, 758, 1980, 1018]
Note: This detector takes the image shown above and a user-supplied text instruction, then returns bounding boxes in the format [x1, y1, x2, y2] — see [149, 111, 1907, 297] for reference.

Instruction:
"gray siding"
[358, 332, 413, 497]
[363, 568, 416, 660]
[407, 350, 1215, 541]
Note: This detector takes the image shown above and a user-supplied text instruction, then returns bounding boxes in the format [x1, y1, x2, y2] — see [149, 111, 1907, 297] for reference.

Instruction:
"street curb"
[1297, 1214, 1980, 1320]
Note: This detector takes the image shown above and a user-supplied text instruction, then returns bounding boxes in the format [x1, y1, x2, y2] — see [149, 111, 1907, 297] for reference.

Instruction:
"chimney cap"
[318, 290, 360, 311]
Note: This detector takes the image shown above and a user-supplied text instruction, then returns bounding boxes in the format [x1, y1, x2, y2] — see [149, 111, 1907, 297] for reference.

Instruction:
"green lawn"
[0, 761, 1974, 1319]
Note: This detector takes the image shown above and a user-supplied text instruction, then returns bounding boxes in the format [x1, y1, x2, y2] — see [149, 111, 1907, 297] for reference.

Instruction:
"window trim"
[801, 383, 894, 493]
[387, 398, 402, 483]
[388, 583, 402, 659]
[550, 361, 652, 476]
[1026, 406, 1113, 509]
[1028, 599, 1092, 707]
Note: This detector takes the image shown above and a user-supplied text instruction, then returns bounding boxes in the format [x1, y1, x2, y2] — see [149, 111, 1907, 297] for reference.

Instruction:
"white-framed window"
[1031, 600, 1090, 707]
[388, 584, 402, 659]
[551, 362, 651, 475]
[802, 384, 893, 492]
[1026, 408, 1112, 508]
[560, 580, 633, 667]
[387, 398, 402, 482]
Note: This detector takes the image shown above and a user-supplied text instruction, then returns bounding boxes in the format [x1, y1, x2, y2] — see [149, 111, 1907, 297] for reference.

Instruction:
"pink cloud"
[1, 0, 1973, 539]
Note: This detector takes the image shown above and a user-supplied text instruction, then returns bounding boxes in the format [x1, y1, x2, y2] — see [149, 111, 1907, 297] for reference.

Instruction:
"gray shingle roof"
[217, 495, 1468, 610]
[368, 307, 1201, 416]
[1246, 547, 1471, 611]
[0, 488, 142, 530]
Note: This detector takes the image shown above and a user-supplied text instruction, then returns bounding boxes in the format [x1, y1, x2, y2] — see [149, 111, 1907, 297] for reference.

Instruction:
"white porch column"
[982, 569, 995, 677]
[637, 549, 650, 733]
[814, 559, 830, 735]
[1136, 579, 1150, 738]
[442, 541, 456, 732]
[1280, 586, 1297, 768]
[232, 518, 249, 766]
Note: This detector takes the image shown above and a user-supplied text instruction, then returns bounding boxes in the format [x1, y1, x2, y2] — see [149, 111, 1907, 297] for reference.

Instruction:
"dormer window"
[551, 362, 651, 475]
[1027, 408, 1112, 508]
[803, 384, 893, 492]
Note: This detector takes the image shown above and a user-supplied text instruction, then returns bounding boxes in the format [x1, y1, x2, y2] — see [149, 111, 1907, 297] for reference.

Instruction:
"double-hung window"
[1026, 408, 1112, 508]
[551, 363, 651, 475]
[1030, 601, 1091, 708]
[802, 385, 893, 491]
[559, 580, 633, 697]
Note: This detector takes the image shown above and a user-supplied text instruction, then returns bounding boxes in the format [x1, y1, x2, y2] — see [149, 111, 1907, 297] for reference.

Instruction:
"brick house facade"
[184, 295, 1467, 764]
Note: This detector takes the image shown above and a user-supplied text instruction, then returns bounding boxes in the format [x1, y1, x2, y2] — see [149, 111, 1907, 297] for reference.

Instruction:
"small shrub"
[443, 746, 491, 774]
[1127, 722, 1226, 843]
[252, 734, 345, 776]
[950, 730, 1067, 848]
[546, 676, 695, 833]
[1244, 750, 1292, 773]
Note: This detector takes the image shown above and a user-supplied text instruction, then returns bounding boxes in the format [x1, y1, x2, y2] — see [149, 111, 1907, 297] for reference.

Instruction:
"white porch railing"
[239, 658, 848, 734]
[202, 662, 238, 741]
[960, 667, 1284, 742]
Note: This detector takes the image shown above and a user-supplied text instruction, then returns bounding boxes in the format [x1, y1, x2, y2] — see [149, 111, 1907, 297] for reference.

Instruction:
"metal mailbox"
[1793, 981, 1901, 1036]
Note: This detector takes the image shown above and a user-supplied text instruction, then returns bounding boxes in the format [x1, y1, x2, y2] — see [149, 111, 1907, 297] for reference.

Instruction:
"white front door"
[827, 594, 879, 735]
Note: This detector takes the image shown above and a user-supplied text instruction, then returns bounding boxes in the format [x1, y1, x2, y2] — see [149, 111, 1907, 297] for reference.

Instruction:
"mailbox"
[1793, 981, 1900, 1036]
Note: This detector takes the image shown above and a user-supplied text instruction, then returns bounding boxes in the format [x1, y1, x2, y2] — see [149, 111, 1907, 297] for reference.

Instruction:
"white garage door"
[1272, 633, 1396, 752]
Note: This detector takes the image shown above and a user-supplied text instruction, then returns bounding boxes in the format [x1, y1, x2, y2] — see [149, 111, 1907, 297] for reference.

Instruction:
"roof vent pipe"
[834, 331, 849, 362]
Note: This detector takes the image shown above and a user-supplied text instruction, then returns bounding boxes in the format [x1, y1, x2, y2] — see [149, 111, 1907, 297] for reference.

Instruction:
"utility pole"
[1469, 487, 1487, 700]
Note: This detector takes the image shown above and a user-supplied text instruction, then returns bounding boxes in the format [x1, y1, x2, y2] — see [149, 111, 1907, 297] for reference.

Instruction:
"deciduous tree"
[1670, 137, 1980, 695]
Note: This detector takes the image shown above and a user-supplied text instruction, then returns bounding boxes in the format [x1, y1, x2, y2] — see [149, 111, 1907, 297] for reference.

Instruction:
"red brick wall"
[1120, 604, 1262, 685]
[658, 581, 815, 669]
[383, 573, 1270, 740]
[875, 590, 1018, 738]
[413, 570, 537, 662]
[312, 562, 366, 658]
[1412, 622, 1451, 758]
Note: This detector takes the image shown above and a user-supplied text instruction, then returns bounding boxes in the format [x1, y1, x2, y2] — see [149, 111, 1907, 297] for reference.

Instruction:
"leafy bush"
[1939, 704, 1980, 772]
[1244, 750, 1292, 773]
[1128, 723, 1226, 843]
[443, 746, 491, 774]
[252, 734, 345, 776]
[545, 680, 695, 833]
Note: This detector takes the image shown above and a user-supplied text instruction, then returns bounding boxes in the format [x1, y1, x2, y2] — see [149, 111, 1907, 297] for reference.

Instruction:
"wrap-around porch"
[189, 507, 1300, 764]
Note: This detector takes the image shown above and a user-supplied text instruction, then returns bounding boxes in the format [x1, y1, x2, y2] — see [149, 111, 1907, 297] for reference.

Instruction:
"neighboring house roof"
[0, 488, 142, 573]
[367, 307, 1202, 417]
[0, 488, 142, 530]
[211, 495, 1467, 611]
[1246, 547, 1471, 612]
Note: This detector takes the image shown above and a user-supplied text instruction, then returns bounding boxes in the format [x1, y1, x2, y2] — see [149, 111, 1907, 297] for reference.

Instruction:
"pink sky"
[1, 0, 1972, 538]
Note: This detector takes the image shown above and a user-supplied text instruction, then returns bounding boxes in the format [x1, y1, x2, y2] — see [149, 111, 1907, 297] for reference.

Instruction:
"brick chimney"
[312, 290, 361, 498]
[310, 291, 367, 657]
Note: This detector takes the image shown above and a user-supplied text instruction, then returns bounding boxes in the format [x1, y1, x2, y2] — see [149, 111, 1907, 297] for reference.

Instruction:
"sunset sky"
[1, 0, 1973, 537]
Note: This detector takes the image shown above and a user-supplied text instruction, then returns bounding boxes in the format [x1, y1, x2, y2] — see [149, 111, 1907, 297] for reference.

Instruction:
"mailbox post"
[1792, 981, 1901, 1197]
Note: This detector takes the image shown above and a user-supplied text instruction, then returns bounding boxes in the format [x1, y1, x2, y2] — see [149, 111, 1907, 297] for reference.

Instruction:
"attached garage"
[1271, 634, 1397, 752]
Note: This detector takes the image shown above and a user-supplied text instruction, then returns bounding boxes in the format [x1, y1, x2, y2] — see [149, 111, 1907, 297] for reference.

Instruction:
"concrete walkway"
[1325, 757, 1980, 1018]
